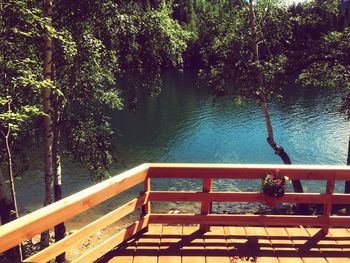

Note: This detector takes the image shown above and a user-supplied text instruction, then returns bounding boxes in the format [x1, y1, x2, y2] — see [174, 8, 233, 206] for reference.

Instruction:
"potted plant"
[261, 170, 289, 206]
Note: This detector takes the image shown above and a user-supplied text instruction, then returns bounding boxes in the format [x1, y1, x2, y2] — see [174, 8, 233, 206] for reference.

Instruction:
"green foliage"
[3, 0, 350, 182]
[0, 0, 49, 178]
[50, 0, 192, 179]
[198, 0, 291, 100]
[298, 28, 350, 88]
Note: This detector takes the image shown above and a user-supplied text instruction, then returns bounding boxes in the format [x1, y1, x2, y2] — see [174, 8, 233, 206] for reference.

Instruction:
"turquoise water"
[113, 72, 348, 166]
[15, 71, 349, 216]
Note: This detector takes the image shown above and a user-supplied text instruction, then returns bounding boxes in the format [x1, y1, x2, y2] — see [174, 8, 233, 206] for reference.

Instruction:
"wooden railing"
[0, 163, 350, 263]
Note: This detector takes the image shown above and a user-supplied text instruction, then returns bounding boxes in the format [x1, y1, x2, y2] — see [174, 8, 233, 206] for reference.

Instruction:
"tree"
[288, 1, 350, 192]
[0, 0, 46, 260]
[40, 0, 55, 250]
[198, 0, 306, 204]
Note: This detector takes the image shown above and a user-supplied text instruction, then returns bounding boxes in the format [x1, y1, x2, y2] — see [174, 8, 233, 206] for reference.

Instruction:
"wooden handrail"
[72, 215, 150, 263]
[146, 164, 350, 233]
[1, 163, 350, 262]
[23, 194, 148, 263]
[147, 163, 349, 180]
[0, 163, 148, 254]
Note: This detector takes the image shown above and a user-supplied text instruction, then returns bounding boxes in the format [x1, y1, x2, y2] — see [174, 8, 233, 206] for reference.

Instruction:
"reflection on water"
[15, 71, 349, 217]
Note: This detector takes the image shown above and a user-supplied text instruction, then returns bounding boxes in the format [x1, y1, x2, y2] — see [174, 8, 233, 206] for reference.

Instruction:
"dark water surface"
[15, 71, 349, 218]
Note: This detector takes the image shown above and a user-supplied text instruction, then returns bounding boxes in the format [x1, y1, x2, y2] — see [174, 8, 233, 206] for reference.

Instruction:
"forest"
[1, 0, 350, 262]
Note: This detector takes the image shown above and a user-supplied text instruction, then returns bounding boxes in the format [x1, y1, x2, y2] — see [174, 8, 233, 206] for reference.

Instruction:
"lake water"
[15, 71, 349, 222]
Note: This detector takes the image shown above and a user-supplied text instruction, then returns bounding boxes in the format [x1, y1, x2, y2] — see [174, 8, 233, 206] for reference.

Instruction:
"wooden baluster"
[322, 178, 335, 234]
[141, 177, 151, 232]
[200, 178, 213, 232]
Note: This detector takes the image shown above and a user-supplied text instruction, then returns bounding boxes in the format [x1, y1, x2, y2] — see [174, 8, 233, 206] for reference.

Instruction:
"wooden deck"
[98, 224, 350, 263]
[2, 164, 350, 262]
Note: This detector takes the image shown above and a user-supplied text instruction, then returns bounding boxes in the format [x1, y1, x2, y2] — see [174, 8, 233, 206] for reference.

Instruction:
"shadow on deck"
[98, 224, 350, 263]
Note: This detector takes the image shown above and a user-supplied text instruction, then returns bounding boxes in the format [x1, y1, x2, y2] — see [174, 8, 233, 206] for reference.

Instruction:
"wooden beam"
[200, 178, 212, 231]
[72, 216, 150, 263]
[329, 216, 350, 226]
[149, 214, 327, 226]
[148, 191, 332, 204]
[141, 178, 151, 216]
[332, 194, 350, 204]
[0, 164, 148, 253]
[147, 164, 350, 180]
[23, 195, 148, 263]
[322, 179, 335, 233]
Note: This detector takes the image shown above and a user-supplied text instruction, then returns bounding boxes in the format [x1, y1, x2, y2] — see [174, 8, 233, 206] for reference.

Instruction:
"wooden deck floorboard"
[98, 224, 350, 263]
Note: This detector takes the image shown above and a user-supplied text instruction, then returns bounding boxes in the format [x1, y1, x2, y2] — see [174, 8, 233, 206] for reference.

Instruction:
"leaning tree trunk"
[258, 95, 304, 193]
[247, 0, 306, 213]
[52, 92, 66, 263]
[40, 0, 54, 249]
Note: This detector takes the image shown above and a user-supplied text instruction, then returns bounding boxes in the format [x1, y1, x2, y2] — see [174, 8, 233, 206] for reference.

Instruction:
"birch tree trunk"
[52, 93, 66, 262]
[0, 3, 23, 259]
[40, 0, 54, 249]
[247, 1, 305, 203]
[1, 126, 23, 261]
[258, 95, 304, 193]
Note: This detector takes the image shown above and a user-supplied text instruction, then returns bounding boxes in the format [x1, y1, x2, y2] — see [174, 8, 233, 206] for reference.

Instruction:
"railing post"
[322, 179, 335, 234]
[200, 178, 213, 232]
[140, 177, 151, 232]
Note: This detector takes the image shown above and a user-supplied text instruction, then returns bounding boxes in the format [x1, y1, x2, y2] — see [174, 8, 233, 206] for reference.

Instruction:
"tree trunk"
[1, 3, 23, 260]
[40, 0, 54, 249]
[345, 137, 350, 193]
[2, 128, 23, 262]
[247, 0, 306, 213]
[4, 130, 19, 220]
[0, 166, 22, 262]
[258, 95, 304, 193]
[52, 93, 66, 263]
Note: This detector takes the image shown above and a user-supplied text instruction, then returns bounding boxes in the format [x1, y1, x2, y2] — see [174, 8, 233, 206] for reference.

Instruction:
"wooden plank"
[225, 226, 251, 263]
[141, 178, 151, 216]
[149, 191, 332, 204]
[147, 164, 350, 180]
[245, 226, 279, 263]
[0, 163, 148, 253]
[23, 195, 148, 263]
[328, 228, 350, 256]
[158, 225, 182, 263]
[73, 215, 150, 263]
[334, 228, 350, 252]
[149, 214, 326, 226]
[265, 227, 303, 263]
[200, 178, 212, 231]
[107, 238, 137, 263]
[285, 227, 327, 263]
[204, 226, 230, 263]
[133, 224, 161, 263]
[182, 225, 206, 263]
[329, 216, 350, 226]
[305, 227, 350, 263]
[332, 194, 350, 204]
